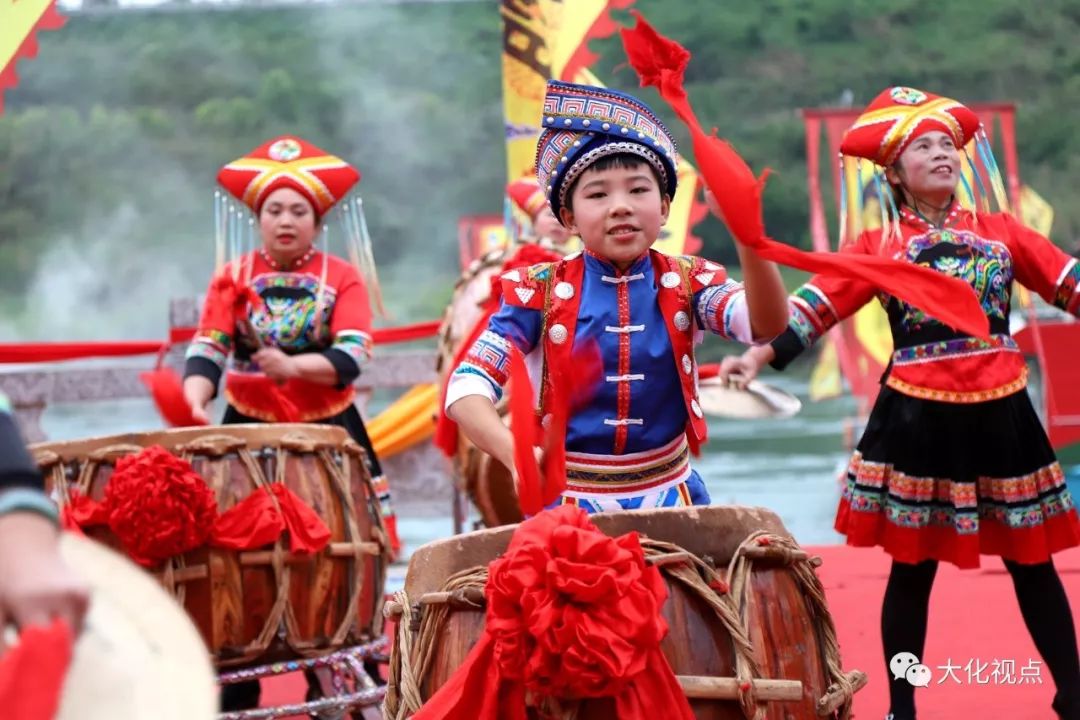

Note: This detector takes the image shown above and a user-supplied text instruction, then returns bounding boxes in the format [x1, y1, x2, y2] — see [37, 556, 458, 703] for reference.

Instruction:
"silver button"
[660, 271, 680, 288]
[681, 355, 692, 374]
[554, 282, 575, 300]
[691, 399, 703, 418]
[674, 311, 690, 332]
[549, 324, 569, 344]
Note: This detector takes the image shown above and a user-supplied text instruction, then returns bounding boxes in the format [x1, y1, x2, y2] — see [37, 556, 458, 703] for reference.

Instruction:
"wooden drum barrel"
[384, 506, 865, 719]
[33, 424, 391, 669]
[435, 248, 523, 528]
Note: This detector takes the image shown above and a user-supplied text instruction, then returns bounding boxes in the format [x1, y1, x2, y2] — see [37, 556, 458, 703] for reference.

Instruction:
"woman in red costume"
[721, 87, 1080, 720]
[182, 135, 399, 712]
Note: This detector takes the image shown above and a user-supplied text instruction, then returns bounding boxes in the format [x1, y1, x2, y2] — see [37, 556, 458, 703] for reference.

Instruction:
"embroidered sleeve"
[1005, 214, 1080, 317]
[445, 301, 543, 409]
[677, 256, 749, 343]
[693, 281, 754, 343]
[770, 234, 878, 369]
[183, 266, 238, 386]
[316, 263, 373, 386]
[328, 264, 374, 361]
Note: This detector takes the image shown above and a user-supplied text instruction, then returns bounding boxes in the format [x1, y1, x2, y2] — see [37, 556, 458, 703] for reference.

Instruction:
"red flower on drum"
[103, 445, 218, 566]
[412, 504, 694, 720]
[485, 504, 670, 700]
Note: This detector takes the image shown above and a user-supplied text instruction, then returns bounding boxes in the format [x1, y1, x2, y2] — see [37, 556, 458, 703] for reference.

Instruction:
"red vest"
[500, 249, 732, 455]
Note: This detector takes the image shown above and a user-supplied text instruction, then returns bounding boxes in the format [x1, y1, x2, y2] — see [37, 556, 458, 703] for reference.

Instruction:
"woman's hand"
[717, 345, 774, 390]
[254, 348, 300, 384]
[0, 513, 89, 650]
[182, 375, 214, 424]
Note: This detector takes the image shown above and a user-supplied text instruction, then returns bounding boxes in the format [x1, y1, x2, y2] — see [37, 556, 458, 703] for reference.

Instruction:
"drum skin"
[33, 424, 390, 668]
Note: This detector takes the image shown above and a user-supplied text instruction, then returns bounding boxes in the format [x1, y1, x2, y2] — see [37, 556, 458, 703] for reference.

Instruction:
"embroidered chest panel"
[890, 228, 1013, 334]
[246, 272, 336, 350]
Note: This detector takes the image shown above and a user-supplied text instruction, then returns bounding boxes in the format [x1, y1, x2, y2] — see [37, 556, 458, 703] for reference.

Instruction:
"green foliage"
[1, 0, 1077, 324]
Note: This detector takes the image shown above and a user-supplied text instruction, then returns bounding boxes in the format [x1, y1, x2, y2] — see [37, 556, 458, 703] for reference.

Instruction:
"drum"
[435, 248, 524, 529]
[384, 506, 865, 720]
[33, 423, 391, 669]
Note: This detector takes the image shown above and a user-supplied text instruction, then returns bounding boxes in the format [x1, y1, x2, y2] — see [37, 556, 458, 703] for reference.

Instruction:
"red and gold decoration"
[217, 136, 360, 217]
[839, 87, 981, 168]
[507, 175, 548, 220]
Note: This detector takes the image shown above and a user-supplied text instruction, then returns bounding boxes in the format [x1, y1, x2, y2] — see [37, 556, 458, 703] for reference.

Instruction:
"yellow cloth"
[366, 383, 438, 459]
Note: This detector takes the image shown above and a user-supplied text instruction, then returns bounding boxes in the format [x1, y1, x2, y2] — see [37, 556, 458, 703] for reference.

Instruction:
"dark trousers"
[881, 558, 1080, 720]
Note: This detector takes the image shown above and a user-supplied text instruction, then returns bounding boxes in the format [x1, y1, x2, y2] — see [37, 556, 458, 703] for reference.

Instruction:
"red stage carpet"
[811, 543, 1080, 719]
[260, 544, 1080, 718]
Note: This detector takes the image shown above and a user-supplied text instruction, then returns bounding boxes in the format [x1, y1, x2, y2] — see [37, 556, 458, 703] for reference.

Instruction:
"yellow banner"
[500, 2, 700, 255]
[501, 0, 620, 182]
[1020, 184, 1054, 237]
[1, 0, 63, 112]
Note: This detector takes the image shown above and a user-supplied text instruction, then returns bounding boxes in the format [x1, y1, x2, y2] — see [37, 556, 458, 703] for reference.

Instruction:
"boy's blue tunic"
[447, 249, 759, 513]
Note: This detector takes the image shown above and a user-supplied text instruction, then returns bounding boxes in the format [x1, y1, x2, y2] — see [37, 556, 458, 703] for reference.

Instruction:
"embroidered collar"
[900, 200, 962, 231]
[260, 247, 317, 271]
[583, 249, 651, 278]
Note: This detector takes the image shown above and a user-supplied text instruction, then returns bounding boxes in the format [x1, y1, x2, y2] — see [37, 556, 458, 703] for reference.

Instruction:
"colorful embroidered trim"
[843, 451, 1076, 534]
[885, 366, 1028, 403]
[332, 329, 373, 366]
[892, 334, 1018, 366]
[564, 434, 691, 498]
[788, 283, 840, 347]
[695, 280, 744, 339]
[1054, 259, 1080, 315]
[185, 329, 232, 368]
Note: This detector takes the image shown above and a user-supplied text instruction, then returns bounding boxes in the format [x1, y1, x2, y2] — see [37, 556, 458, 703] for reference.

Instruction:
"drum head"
[697, 378, 802, 419]
[56, 533, 217, 720]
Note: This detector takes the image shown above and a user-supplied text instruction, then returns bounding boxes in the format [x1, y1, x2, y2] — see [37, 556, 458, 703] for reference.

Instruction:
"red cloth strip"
[0, 320, 443, 365]
[0, 341, 167, 363]
[371, 320, 442, 344]
[619, 13, 990, 341]
[0, 619, 73, 720]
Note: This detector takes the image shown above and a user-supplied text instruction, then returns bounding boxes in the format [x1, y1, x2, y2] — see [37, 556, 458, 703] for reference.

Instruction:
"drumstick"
[678, 675, 802, 701]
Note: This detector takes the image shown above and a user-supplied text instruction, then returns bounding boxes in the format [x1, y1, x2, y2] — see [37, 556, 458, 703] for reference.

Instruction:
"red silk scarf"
[619, 13, 989, 340]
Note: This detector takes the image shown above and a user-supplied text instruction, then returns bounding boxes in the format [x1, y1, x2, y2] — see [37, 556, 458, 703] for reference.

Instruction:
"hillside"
[1, 0, 1076, 331]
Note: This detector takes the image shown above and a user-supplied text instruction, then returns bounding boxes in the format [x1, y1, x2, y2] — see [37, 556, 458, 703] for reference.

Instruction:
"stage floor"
[260, 544, 1080, 718]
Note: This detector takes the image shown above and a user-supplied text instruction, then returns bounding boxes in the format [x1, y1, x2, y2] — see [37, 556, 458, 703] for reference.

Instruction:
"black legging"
[882, 558, 1080, 719]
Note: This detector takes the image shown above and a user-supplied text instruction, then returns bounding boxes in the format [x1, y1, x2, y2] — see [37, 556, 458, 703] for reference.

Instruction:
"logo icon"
[890, 652, 932, 687]
[268, 138, 302, 162]
[891, 87, 927, 105]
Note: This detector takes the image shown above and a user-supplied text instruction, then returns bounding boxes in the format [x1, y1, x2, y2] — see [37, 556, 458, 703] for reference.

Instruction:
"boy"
[446, 80, 788, 512]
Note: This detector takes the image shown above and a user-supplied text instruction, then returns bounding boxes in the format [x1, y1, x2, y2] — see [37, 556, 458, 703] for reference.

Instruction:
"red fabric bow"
[213, 483, 332, 554]
[0, 619, 73, 720]
[412, 505, 694, 720]
[619, 13, 990, 340]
